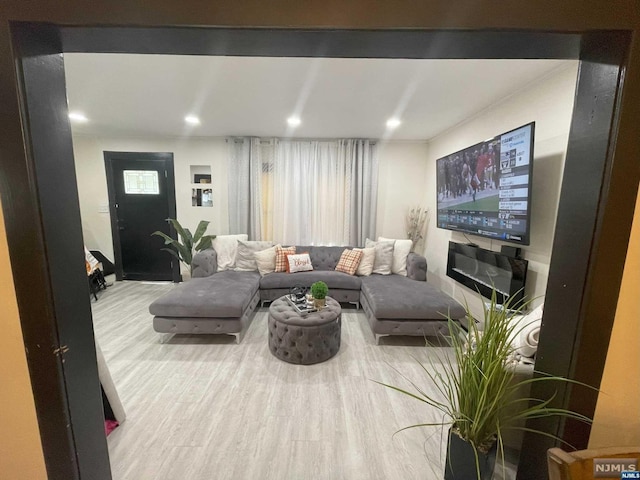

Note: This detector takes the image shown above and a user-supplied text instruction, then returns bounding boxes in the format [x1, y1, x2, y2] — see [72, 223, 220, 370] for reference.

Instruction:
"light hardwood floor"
[92, 281, 517, 480]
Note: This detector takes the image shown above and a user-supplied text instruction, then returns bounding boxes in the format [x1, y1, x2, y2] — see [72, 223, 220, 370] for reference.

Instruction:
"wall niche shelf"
[192, 187, 213, 207]
[189, 165, 213, 207]
[190, 164, 211, 184]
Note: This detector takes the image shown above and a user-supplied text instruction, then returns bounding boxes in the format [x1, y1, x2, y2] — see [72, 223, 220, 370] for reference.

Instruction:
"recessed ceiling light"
[69, 112, 88, 123]
[185, 115, 201, 125]
[287, 116, 301, 127]
[386, 118, 401, 129]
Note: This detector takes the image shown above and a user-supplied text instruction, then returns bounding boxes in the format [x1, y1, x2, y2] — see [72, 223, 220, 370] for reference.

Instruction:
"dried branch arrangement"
[406, 206, 428, 252]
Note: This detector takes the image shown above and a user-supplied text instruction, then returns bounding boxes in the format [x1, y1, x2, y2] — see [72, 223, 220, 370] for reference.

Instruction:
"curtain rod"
[227, 136, 377, 145]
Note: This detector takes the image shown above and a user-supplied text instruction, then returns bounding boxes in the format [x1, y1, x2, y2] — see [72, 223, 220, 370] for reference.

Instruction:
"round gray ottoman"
[268, 296, 342, 365]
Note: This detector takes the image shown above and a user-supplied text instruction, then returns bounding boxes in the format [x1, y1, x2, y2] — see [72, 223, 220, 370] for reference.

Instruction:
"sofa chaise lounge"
[149, 246, 466, 344]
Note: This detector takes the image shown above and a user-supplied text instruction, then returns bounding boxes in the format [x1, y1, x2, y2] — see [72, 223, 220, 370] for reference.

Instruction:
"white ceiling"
[63, 54, 574, 141]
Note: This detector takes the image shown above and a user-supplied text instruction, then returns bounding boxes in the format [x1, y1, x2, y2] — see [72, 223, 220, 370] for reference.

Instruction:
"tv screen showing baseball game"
[436, 122, 535, 245]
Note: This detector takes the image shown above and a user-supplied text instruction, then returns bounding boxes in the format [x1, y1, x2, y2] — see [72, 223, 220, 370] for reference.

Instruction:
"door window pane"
[123, 170, 160, 194]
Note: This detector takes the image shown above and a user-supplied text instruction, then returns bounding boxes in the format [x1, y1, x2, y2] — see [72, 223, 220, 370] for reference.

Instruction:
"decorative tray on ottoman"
[285, 294, 318, 315]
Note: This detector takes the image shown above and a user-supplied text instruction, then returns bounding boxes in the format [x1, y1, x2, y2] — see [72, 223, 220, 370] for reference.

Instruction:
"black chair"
[88, 268, 109, 300]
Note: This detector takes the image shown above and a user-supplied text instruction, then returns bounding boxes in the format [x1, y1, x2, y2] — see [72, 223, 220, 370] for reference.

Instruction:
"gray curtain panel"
[348, 139, 378, 246]
[227, 137, 251, 236]
[227, 137, 267, 239]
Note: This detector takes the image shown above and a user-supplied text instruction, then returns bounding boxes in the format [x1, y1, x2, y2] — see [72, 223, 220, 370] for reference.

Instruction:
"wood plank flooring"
[92, 281, 517, 480]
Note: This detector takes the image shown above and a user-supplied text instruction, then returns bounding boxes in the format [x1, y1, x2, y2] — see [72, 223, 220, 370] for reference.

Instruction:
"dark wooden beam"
[0, 7, 638, 479]
[61, 27, 581, 59]
[517, 30, 637, 480]
[9, 23, 112, 480]
[1, 0, 637, 31]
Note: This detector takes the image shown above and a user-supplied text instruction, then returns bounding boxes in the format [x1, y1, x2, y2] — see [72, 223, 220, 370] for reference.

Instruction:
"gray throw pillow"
[365, 238, 394, 275]
[235, 240, 275, 271]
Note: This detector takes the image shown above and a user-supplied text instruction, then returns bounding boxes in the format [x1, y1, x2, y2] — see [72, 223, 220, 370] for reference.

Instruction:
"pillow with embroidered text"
[335, 249, 364, 276]
[286, 253, 313, 273]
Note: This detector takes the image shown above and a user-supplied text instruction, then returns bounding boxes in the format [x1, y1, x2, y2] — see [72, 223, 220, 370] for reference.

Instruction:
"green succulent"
[310, 281, 329, 299]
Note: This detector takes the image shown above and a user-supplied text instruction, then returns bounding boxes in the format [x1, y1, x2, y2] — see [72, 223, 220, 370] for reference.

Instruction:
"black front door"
[105, 152, 179, 281]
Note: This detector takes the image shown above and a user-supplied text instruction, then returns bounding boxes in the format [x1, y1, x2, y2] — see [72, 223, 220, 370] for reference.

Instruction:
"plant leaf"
[372, 288, 595, 452]
[161, 247, 181, 261]
[195, 234, 216, 251]
[192, 220, 210, 244]
[151, 231, 175, 245]
[183, 228, 194, 246]
[166, 218, 192, 251]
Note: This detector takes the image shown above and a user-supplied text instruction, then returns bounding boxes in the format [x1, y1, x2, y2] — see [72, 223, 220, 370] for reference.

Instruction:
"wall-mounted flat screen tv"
[436, 122, 535, 245]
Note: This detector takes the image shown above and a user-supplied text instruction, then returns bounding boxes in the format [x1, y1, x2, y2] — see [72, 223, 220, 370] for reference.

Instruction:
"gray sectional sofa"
[149, 245, 466, 344]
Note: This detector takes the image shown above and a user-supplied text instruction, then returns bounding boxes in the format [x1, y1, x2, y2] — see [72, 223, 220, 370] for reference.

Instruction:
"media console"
[446, 241, 528, 306]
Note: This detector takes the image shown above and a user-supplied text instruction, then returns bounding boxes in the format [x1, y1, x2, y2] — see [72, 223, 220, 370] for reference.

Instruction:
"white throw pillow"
[511, 304, 544, 358]
[235, 240, 274, 271]
[354, 247, 375, 276]
[211, 234, 248, 271]
[254, 246, 277, 276]
[379, 236, 413, 276]
[364, 238, 394, 275]
[286, 253, 314, 273]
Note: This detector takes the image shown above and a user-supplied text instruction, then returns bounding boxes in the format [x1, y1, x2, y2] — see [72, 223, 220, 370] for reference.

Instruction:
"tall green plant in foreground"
[374, 291, 593, 478]
[152, 219, 216, 272]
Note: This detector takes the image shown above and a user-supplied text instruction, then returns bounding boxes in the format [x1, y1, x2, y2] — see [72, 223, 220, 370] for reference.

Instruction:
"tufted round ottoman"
[268, 296, 342, 365]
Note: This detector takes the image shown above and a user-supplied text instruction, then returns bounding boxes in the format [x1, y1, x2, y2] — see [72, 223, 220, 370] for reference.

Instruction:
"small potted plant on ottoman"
[310, 281, 329, 309]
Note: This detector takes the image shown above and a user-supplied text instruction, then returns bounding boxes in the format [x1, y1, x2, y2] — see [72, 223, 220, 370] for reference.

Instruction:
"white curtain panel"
[230, 137, 377, 246]
[269, 140, 346, 245]
[266, 139, 377, 245]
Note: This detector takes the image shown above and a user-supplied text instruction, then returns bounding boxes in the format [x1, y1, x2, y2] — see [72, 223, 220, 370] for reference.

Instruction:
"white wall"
[423, 63, 579, 317]
[73, 135, 229, 262]
[73, 136, 427, 261]
[376, 141, 429, 239]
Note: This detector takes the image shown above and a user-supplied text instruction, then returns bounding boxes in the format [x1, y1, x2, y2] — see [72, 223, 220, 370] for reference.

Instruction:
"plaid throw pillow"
[275, 245, 296, 272]
[335, 249, 364, 276]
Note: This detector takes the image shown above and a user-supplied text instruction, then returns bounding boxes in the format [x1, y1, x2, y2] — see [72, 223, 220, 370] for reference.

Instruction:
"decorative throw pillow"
[235, 240, 274, 271]
[364, 238, 394, 275]
[353, 247, 375, 276]
[379, 237, 413, 276]
[335, 249, 364, 276]
[254, 245, 277, 276]
[211, 234, 248, 271]
[275, 245, 296, 272]
[286, 253, 313, 273]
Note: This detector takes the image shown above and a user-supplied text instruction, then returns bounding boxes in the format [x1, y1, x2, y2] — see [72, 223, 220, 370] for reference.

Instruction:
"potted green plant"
[310, 281, 329, 309]
[374, 291, 592, 480]
[151, 219, 216, 278]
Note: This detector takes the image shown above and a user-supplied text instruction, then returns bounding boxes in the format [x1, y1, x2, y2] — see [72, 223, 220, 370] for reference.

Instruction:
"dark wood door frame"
[1, 20, 638, 480]
[104, 151, 180, 283]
